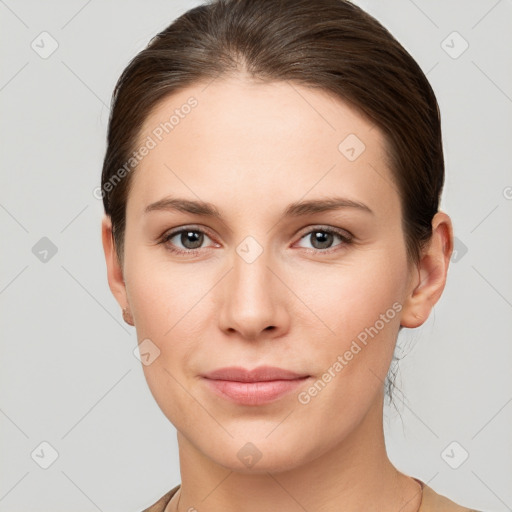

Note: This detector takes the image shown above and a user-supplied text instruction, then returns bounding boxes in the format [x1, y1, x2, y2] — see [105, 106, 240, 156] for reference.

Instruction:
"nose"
[217, 245, 290, 341]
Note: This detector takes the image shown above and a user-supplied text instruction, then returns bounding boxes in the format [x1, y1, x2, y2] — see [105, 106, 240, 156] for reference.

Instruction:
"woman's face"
[112, 76, 419, 471]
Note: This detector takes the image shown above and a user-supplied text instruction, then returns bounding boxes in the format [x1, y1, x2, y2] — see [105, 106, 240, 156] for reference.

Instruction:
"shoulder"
[140, 484, 181, 512]
[139, 481, 486, 512]
[419, 481, 483, 512]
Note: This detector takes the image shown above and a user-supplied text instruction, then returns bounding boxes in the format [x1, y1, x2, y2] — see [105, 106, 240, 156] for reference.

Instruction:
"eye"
[159, 225, 352, 256]
[295, 227, 352, 252]
[161, 227, 217, 255]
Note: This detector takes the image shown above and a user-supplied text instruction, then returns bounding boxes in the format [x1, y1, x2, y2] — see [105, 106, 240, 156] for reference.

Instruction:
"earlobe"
[101, 215, 130, 314]
[122, 306, 135, 326]
[400, 211, 454, 329]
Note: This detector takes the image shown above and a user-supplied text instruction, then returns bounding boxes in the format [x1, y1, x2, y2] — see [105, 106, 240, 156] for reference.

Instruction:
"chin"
[199, 434, 320, 475]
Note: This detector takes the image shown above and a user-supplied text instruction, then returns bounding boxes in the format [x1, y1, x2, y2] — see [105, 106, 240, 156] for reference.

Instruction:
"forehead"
[129, 77, 399, 219]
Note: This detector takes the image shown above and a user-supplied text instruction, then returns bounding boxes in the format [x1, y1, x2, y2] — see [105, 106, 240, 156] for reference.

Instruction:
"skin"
[102, 75, 453, 512]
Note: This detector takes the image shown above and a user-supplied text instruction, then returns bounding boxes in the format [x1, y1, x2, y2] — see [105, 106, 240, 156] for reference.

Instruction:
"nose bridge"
[218, 236, 285, 339]
[232, 238, 275, 311]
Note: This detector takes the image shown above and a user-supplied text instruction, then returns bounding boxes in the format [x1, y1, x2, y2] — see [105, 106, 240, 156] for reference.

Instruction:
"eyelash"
[159, 225, 353, 256]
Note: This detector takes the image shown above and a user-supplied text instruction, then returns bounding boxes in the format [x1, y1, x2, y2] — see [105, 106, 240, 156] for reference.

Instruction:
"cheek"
[127, 254, 211, 430]
[300, 247, 406, 382]
[289, 262, 404, 438]
[125, 246, 216, 374]
[124, 242, 203, 335]
[298, 254, 404, 337]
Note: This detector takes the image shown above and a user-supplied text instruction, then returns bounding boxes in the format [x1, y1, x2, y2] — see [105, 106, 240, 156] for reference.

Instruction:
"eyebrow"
[144, 196, 374, 217]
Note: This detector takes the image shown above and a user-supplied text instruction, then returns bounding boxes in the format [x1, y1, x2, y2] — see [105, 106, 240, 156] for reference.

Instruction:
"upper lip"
[201, 366, 309, 382]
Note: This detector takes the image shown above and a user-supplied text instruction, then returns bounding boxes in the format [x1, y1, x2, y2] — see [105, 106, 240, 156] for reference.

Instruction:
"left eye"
[296, 229, 350, 251]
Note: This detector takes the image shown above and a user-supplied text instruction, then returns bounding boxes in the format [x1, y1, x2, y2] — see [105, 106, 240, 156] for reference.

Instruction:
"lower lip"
[203, 377, 310, 405]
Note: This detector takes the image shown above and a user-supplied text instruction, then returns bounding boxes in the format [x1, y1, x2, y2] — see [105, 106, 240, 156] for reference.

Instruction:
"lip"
[201, 366, 311, 405]
[201, 365, 309, 382]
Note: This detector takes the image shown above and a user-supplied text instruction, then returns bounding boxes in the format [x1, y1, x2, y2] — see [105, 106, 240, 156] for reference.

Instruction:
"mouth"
[201, 366, 311, 405]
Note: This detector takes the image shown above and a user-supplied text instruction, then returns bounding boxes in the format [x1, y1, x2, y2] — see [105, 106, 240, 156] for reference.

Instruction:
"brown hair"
[101, 0, 444, 402]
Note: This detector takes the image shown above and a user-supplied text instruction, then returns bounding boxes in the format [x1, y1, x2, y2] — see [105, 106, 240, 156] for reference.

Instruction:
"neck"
[168, 392, 422, 512]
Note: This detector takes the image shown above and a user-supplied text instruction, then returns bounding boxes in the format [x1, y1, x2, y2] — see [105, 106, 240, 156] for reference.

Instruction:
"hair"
[100, 0, 445, 406]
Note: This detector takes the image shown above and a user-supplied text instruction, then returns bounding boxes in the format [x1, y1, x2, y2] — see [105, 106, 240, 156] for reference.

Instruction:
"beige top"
[141, 478, 483, 512]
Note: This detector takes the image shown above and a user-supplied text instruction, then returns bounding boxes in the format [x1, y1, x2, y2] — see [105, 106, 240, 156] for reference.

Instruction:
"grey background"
[0, 0, 511, 511]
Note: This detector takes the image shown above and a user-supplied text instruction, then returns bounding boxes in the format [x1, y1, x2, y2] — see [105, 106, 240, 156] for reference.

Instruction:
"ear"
[400, 211, 454, 328]
[101, 214, 129, 312]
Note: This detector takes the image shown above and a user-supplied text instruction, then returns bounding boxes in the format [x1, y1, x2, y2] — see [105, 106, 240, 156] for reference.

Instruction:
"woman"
[100, 0, 482, 510]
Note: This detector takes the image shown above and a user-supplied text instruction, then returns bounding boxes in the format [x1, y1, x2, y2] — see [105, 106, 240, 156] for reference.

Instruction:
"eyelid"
[294, 224, 353, 241]
[161, 224, 215, 239]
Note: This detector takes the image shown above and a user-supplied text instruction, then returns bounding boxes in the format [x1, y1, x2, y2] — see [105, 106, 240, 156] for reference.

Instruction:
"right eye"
[160, 227, 218, 255]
